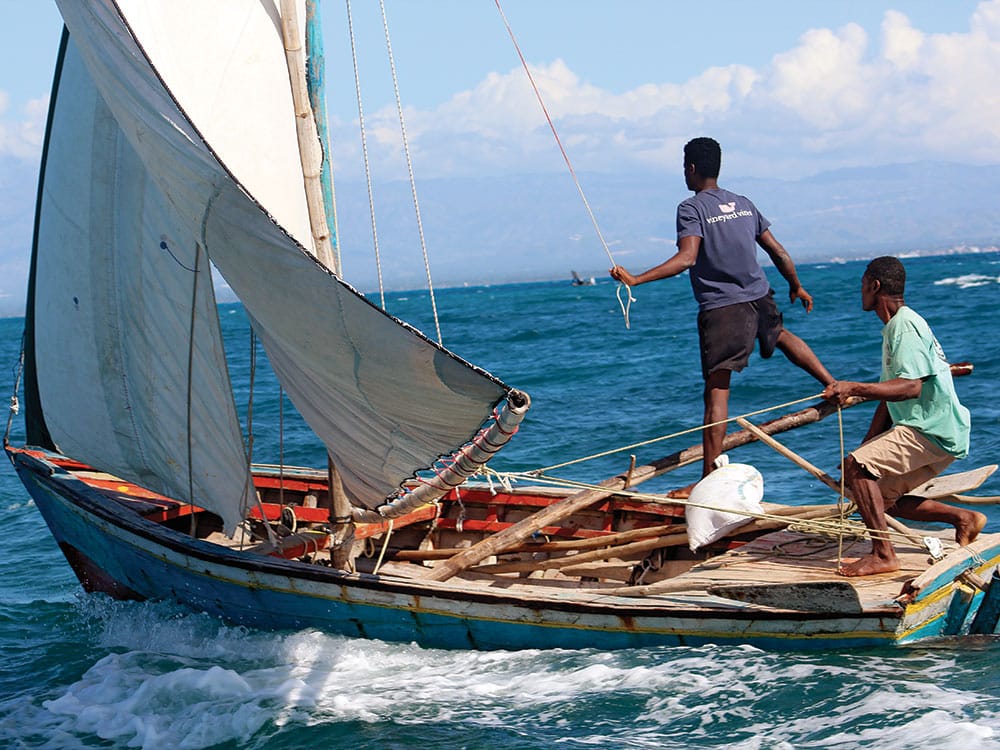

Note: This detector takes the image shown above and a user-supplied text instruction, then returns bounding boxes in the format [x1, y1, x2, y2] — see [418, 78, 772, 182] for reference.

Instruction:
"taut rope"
[530, 392, 825, 475]
[378, 0, 443, 344]
[493, 0, 635, 327]
[345, 0, 386, 310]
[483, 468, 923, 550]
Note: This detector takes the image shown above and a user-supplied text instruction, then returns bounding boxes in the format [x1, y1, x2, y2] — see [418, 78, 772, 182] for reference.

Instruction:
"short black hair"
[684, 137, 722, 179]
[864, 256, 906, 296]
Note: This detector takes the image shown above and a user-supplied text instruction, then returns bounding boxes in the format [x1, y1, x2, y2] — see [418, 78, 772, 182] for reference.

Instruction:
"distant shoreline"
[1, 245, 997, 321]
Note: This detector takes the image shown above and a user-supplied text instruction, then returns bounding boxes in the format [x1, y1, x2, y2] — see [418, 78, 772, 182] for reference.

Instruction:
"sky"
[0, 0, 998, 308]
[3, 0, 998, 179]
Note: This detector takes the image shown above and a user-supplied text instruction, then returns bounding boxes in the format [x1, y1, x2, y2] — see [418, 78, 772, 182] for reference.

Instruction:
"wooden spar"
[945, 494, 1000, 505]
[397, 503, 832, 561]
[395, 522, 684, 560]
[279, 0, 336, 269]
[425, 397, 859, 582]
[735, 417, 927, 547]
[469, 505, 845, 575]
[304, 0, 341, 275]
[279, 2, 356, 555]
[423, 367, 973, 582]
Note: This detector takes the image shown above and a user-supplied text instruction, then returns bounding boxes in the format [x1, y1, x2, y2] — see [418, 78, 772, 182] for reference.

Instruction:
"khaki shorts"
[850, 425, 953, 503]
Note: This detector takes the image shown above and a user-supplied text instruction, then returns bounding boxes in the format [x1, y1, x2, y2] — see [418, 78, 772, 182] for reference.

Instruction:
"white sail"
[50, 1, 514, 513]
[32, 39, 252, 533]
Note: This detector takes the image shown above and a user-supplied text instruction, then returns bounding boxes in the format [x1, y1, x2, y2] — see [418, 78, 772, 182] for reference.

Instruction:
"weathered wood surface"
[707, 580, 864, 614]
[426, 364, 975, 584]
[735, 416, 927, 547]
[623, 527, 938, 608]
[909, 465, 997, 498]
[426, 397, 852, 582]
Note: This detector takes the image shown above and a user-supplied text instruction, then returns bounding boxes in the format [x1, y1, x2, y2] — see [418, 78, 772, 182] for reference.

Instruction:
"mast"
[281, 0, 356, 566]
[305, 0, 342, 276]
[279, 0, 337, 271]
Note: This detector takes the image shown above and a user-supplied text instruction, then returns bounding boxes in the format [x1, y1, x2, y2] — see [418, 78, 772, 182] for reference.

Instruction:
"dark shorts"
[697, 291, 783, 380]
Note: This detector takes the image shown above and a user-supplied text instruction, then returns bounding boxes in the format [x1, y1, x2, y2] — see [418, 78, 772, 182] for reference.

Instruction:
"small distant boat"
[9, 1, 1000, 652]
[571, 270, 597, 286]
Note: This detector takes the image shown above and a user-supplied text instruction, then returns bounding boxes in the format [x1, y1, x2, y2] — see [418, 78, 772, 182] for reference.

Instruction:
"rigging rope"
[345, 0, 387, 311]
[372, 518, 394, 575]
[482, 468, 923, 550]
[378, 0, 443, 344]
[836, 403, 848, 569]
[185, 244, 202, 536]
[493, 0, 636, 328]
[532, 391, 826, 474]
[244, 330, 278, 549]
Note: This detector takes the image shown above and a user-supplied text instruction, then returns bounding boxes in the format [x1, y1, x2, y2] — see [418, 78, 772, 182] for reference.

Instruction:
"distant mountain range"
[1, 158, 997, 315]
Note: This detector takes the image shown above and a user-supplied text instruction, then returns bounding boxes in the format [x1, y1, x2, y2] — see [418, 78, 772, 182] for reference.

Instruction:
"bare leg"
[775, 329, 834, 385]
[702, 369, 731, 478]
[666, 369, 731, 499]
[839, 455, 900, 577]
[893, 496, 987, 545]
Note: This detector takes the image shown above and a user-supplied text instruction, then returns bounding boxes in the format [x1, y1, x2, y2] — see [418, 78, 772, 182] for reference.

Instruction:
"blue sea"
[2, 253, 1000, 749]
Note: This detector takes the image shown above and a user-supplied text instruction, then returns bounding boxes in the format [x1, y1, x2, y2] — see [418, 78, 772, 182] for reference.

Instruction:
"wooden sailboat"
[8, 1, 1000, 651]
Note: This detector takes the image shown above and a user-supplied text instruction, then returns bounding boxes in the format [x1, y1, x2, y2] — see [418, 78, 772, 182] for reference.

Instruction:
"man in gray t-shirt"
[610, 137, 833, 491]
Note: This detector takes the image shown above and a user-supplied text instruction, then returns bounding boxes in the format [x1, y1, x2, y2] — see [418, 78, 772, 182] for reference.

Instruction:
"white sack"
[686, 462, 764, 551]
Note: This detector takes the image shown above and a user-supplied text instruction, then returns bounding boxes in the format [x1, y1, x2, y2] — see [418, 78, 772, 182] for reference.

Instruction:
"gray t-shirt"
[676, 187, 772, 311]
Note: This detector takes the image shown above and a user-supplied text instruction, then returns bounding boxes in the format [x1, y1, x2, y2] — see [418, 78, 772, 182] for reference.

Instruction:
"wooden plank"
[593, 526, 937, 603]
[425, 398, 859, 582]
[908, 465, 997, 498]
[707, 581, 863, 613]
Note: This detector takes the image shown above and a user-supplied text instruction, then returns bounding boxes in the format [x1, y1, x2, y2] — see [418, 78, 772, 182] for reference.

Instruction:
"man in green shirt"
[823, 256, 985, 577]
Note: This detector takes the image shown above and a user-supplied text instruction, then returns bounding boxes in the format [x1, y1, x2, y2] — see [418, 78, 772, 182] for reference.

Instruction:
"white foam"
[7, 600, 1000, 749]
[934, 274, 1000, 289]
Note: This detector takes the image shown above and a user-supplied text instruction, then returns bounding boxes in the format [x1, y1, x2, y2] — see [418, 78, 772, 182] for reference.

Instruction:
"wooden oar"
[424, 398, 855, 582]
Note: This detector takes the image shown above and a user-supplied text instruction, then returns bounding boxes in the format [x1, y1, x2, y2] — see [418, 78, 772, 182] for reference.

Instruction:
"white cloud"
[0, 93, 48, 160]
[882, 11, 923, 70]
[333, 0, 1000, 179]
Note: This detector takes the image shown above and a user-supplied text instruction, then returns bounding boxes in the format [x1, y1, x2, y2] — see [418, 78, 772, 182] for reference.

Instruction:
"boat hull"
[13, 449, 999, 651]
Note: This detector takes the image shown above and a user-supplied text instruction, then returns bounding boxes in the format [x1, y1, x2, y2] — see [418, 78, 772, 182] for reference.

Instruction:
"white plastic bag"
[685, 459, 764, 551]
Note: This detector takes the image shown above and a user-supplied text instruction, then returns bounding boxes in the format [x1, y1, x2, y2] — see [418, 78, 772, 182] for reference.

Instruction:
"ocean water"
[2, 253, 1000, 749]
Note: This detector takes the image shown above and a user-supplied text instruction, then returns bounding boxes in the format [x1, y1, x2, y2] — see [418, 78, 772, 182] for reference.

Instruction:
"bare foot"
[956, 511, 988, 546]
[666, 482, 695, 500]
[837, 553, 900, 577]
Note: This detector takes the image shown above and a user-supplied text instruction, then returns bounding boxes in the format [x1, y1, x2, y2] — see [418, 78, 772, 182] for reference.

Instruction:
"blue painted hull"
[13, 449, 1000, 651]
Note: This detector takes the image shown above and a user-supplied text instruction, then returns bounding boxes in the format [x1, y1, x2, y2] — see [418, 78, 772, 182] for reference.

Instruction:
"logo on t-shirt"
[707, 202, 753, 224]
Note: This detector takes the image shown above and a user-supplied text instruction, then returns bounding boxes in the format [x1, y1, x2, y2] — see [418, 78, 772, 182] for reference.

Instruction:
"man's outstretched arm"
[610, 236, 699, 286]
